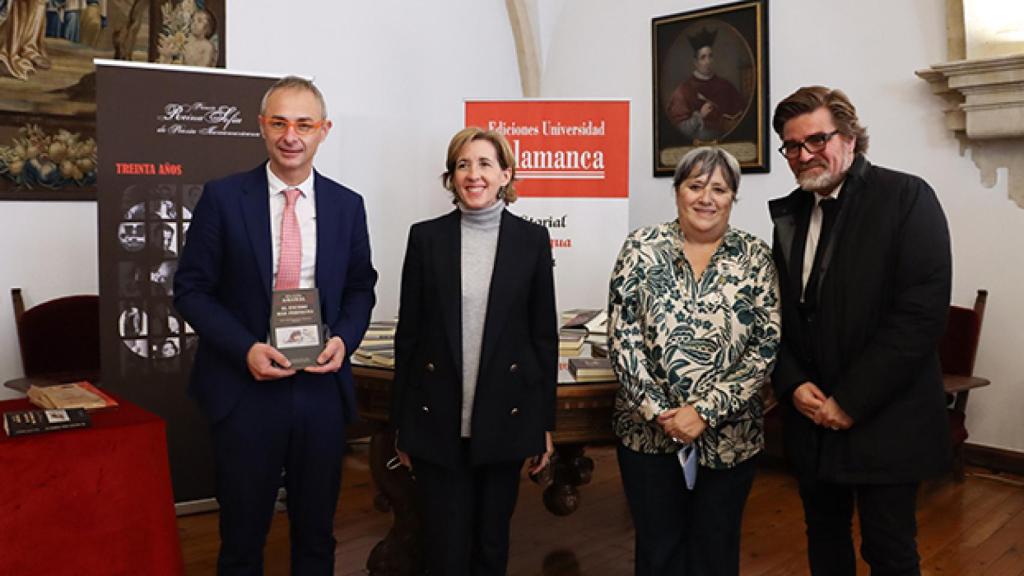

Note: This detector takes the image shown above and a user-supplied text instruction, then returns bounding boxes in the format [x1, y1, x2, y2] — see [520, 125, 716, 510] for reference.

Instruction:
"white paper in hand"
[677, 443, 698, 490]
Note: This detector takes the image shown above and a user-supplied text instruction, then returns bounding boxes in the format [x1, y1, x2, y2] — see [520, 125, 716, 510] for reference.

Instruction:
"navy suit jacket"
[174, 163, 377, 424]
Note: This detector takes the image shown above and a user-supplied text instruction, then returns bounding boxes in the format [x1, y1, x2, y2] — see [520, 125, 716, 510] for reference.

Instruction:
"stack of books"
[365, 320, 397, 339]
[368, 349, 395, 368]
[559, 330, 586, 355]
[568, 357, 616, 383]
[352, 320, 398, 368]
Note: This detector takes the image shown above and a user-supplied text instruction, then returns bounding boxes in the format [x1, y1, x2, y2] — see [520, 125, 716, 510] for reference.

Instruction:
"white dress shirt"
[267, 165, 318, 289]
[801, 184, 843, 300]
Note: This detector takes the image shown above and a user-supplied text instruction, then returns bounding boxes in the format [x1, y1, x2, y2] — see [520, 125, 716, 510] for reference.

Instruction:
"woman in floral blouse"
[609, 146, 781, 576]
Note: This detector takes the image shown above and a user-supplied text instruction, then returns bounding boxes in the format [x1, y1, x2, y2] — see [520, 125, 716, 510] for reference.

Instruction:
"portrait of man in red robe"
[665, 26, 746, 144]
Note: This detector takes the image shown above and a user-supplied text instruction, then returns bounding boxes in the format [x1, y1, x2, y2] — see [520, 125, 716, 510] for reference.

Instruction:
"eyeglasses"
[260, 116, 324, 136]
[778, 130, 840, 159]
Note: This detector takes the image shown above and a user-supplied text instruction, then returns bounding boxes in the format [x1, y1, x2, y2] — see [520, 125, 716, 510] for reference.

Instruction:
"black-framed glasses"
[778, 130, 840, 159]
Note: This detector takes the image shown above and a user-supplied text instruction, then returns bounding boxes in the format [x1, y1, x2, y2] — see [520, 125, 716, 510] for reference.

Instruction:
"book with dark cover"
[269, 288, 324, 370]
[365, 320, 398, 337]
[562, 309, 608, 335]
[4, 408, 91, 437]
[568, 357, 616, 382]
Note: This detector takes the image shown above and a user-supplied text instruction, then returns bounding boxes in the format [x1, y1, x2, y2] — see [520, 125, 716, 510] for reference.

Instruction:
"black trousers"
[617, 444, 758, 576]
[412, 441, 523, 576]
[799, 479, 920, 576]
[212, 376, 345, 576]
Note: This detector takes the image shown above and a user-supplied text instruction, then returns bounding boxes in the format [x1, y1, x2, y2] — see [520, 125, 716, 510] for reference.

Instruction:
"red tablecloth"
[0, 395, 182, 576]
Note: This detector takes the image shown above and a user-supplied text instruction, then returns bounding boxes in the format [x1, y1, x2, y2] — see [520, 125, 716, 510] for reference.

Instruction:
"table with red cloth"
[0, 394, 182, 576]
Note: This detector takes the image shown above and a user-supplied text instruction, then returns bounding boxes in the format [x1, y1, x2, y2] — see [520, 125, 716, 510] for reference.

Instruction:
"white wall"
[0, 203, 98, 400]
[226, 0, 523, 324]
[2, 0, 1020, 454]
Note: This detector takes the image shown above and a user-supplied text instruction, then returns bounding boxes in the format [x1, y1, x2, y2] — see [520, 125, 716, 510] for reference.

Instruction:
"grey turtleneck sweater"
[459, 199, 504, 437]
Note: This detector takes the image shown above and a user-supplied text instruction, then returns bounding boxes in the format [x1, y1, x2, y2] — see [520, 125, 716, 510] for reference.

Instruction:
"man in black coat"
[768, 85, 952, 576]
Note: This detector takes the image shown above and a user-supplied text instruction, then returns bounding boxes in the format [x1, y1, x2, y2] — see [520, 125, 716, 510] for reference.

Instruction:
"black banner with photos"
[96, 61, 276, 502]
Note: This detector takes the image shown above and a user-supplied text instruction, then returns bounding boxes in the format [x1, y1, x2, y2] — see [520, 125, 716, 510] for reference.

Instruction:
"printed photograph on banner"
[652, 0, 769, 175]
[0, 0, 226, 201]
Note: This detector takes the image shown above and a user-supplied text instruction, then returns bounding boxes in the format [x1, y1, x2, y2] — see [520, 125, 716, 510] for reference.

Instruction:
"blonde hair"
[441, 127, 518, 204]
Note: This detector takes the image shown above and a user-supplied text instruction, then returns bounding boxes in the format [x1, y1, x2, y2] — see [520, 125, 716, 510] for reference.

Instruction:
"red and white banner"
[466, 100, 630, 309]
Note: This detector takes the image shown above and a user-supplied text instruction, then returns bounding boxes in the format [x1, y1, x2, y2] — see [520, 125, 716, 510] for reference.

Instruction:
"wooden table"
[352, 357, 618, 576]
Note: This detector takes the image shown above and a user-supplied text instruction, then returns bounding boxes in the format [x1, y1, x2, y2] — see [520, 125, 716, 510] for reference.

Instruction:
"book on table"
[4, 408, 91, 436]
[365, 320, 397, 338]
[360, 333, 395, 344]
[561, 309, 608, 335]
[26, 381, 119, 411]
[369, 349, 395, 368]
[559, 330, 586, 354]
[353, 341, 393, 362]
[568, 357, 615, 382]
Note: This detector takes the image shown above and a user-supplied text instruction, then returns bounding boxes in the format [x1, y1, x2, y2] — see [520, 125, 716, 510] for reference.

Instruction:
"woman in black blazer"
[392, 127, 558, 575]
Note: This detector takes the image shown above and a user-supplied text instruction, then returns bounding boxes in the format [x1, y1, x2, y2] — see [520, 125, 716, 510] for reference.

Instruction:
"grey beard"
[797, 169, 840, 192]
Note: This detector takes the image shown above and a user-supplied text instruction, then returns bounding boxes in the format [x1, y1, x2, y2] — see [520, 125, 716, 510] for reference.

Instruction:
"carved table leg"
[534, 443, 595, 516]
[365, 430, 422, 576]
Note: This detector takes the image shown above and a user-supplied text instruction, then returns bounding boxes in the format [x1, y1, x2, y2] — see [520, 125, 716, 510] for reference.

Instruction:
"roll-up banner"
[465, 100, 630, 310]
[96, 60, 276, 504]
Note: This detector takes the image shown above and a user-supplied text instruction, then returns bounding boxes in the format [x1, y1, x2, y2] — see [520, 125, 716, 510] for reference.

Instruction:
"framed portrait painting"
[652, 0, 769, 176]
[0, 0, 225, 201]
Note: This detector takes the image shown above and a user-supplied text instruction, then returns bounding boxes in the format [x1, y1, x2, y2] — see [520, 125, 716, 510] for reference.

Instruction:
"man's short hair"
[259, 76, 328, 120]
[772, 86, 869, 155]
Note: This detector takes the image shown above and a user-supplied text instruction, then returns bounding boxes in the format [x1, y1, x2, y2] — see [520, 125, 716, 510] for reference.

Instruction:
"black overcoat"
[769, 155, 953, 483]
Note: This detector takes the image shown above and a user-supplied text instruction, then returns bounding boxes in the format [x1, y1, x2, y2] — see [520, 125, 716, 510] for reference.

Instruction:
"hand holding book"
[303, 336, 346, 374]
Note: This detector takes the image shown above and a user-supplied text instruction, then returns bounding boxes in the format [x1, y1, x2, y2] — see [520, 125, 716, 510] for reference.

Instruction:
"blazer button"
[510, 407, 519, 416]
[425, 362, 435, 372]
[421, 405, 430, 413]
[509, 363, 518, 373]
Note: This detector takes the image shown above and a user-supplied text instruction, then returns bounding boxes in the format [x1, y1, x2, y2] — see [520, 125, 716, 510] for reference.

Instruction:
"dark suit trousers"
[412, 441, 523, 576]
[212, 375, 345, 576]
[617, 444, 758, 576]
[799, 479, 920, 576]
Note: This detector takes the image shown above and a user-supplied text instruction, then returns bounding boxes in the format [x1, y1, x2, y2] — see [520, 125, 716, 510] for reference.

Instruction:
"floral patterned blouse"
[608, 221, 781, 468]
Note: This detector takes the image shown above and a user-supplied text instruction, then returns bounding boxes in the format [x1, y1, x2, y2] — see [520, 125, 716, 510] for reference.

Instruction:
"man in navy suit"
[174, 76, 377, 575]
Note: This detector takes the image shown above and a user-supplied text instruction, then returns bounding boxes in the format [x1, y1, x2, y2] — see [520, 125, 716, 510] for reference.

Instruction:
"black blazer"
[392, 208, 558, 469]
[769, 155, 952, 483]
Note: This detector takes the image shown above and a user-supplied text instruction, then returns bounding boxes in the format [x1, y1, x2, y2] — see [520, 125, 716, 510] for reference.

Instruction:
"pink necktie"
[275, 188, 302, 290]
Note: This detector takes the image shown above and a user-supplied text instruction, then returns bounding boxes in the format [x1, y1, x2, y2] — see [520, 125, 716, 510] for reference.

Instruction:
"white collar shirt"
[267, 165, 318, 289]
[801, 183, 843, 300]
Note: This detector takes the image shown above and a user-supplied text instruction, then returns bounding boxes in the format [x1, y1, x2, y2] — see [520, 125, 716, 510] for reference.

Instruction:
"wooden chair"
[938, 289, 988, 480]
[11, 287, 101, 384]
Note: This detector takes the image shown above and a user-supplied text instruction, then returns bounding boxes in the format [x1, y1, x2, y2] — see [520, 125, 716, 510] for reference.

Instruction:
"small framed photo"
[652, 0, 770, 175]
